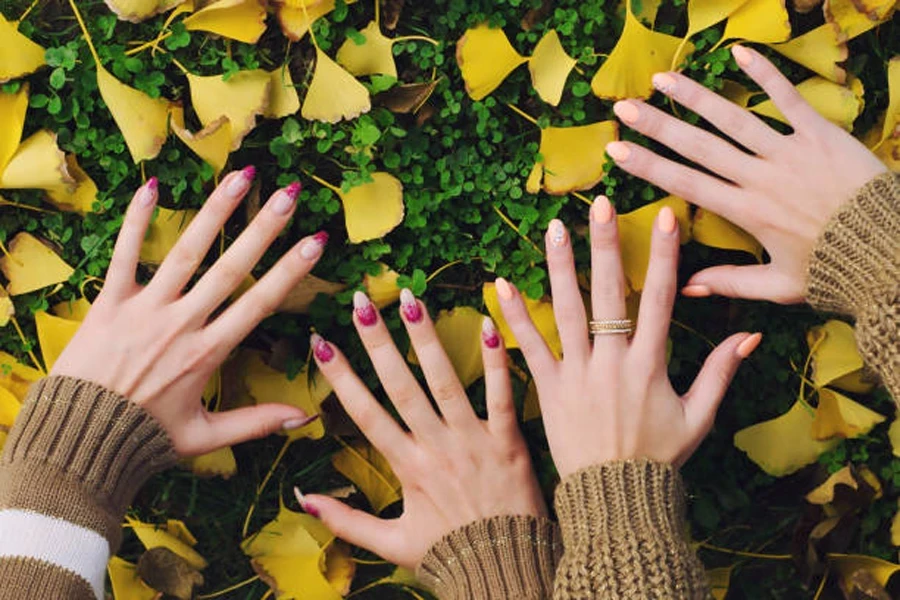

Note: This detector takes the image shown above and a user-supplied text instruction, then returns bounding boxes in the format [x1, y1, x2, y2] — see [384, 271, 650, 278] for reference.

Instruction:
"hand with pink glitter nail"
[302, 290, 550, 574]
[51, 170, 328, 456]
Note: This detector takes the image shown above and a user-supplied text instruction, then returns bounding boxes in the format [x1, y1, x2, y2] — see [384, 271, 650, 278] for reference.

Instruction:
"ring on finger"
[589, 318, 634, 336]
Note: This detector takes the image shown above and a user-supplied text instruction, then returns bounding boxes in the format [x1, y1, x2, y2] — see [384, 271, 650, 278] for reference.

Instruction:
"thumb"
[683, 264, 799, 304]
[301, 493, 399, 560]
[198, 404, 313, 452]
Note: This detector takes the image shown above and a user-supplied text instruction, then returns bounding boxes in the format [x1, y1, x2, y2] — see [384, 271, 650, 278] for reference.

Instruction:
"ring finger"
[589, 196, 629, 353]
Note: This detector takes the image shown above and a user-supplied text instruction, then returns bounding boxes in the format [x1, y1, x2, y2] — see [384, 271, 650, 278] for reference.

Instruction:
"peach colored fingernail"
[606, 142, 631, 162]
[732, 45, 753, 67]
[548, 219, 567, 247]
[591, 195, 614, 224]
[300, 231, 327, 259]
[353, 291, 377, 327]
[682, 284, 711, 297]
[613, 101, 640, 125]
[495, 278, 514, 301]
[311, 333, 334, 363]
[140, 177, 158, 206]
[400, 288, 422, 323]
[283, 414, 319, 430]
[658, 206, 677, 234]
[651, 72, 677, 94]
[482, 317, 501, 349]
[736, 332, 763, 358]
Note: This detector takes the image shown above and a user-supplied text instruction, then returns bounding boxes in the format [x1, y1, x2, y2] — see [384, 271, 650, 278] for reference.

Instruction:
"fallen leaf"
[811, 388, 885, 440]
[456, 24, 528, 101]
[707, 565, 734, 600]
[46, 155, 98, 213]
[1, 130, 73, 191]
[277, 275, 346, 313]
[768, 24, 848, 84]
[169, 107, 232, 175]
[103, 0, 185, 22]
[0, 287, 12, 327]
[302, 46, 372, 123]
[806, 465, 882, 509]
[187, 69, 271, 150]
[824, 0, 896, 41]
[0, 14, 47, 83]
[750, 76, 864, 131]
[375, 80, 440, 114]
[523, 379, 541, 421]
[0, 85, 28, 175]
[337, 21, 398, 78]
[721, 0, 791, 45]
[0, 387, 21, 433]
[794, 0, 823, 12]
[483, 282, 562, 359]
[34, 311, 80, 372]
[618, 196, 691, 291]
[127, 517, 207, 570]
[276, 0, 356, 41]
[139, 207, 197, 264]
[0, 233, 74, 296]
[98, 65, 171, 163]
[51, 297, 91, 321]
[363, 263, 402, 308]
[107, 556, 158, 600]
[408, 307, 485, 388]
[184, 446, 237, 479]
[265, 67, 301, 119]
[136, 547, 203, 600]
[692, 208, 763, 261]
[828, 553, 900, 589]
[336, 172, 404, 243]
[807, 320, 874, 393]
[528, 30, 577, 106]
[529, 121, 619, 194]
[332, 441, 402, 514]
[0, 351, 43, 400]
[183, 0, 267, 44]
[675, 0, 749, 66]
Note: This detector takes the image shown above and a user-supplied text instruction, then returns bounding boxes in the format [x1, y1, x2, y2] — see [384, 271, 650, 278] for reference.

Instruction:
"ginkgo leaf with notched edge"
[108, 556, 158, 600]
[97, 64, 171, 164]
[276, 0, 356, 41]
[184, 446, 237, 479]
[769, 24, 848, 84]
[187, 69, 271, 150]
[673, 0, 749, 66]
[811, 388, 885, 440]
[528, 121, 619, 195]
[720, 0, 791, 45]
[51, 297, 91, 321]
[375, 80, 440, 114]
[692, 208, 763, 261]
[0, 352, 43, 401]
[35, 311, 80, 372]
[127, 517, 207, 571]
[46, 155, 98, 213]
[0, 84, 28, 175]
[277, 275, 345, 314]
[0, 233, 74, 296]
[707, 566, 734, 600]
[0, 130, 73, 191]
[750, 76, 864, 131]
[103, 0, 185, 23]
[456, 24, 528, 101]
[483, 282, 562, 359]
[302, 47, 371, 123]
[528, 30, 577, 106]
[824, 0, 897, 41]
[337, 20, 397, 78]
[807, 320, 874, 393]
[265, 68, 301, 119]
[183, 0, 267, 44]
[332, 441, 402, 514]
[618, 196, 691, 291]
[140, 207, 197, 264]
[337, 172, 404, 243]
[0, 15, 46, 83]
[805, 464, 882, 508]
[363, 263, 402, 308]
[828, 554, 900, 589]
[0, 286, 13, 328]
[169, 106, 232, 175]
[408, 307, 485, 388]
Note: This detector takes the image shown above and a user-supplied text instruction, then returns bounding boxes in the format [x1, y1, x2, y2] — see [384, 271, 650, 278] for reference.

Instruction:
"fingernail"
[283, 414, 319, 431]
[548, 219, 567, 247]
[736, 332, 763, 358]
[301, 498, 320, 518]
[482, 317, 501, 349]
[271, 188, 297, 215]
[353, 291, 378, 326]
[613, 100, 640, 125]
[495, 277, 514, 301]
[682, 284, 711, 297]
[241, 165, 256, 180]
[293, 486, 305, 506]
[732, 45, 753, 67]
[300, 231, 327, 259]
[606, 142, 631, 162]
[400, 288, 423, 323]
[140, 177, 158, 206]
[227, 170, 251, 195]
[285, 181, 302, 200]
[651, 72, 677, 94]
[590, 195, 614, 224]
[313, 231, 329, 246]
[658, 206, 677, 234]
[311, 333, 334, 363]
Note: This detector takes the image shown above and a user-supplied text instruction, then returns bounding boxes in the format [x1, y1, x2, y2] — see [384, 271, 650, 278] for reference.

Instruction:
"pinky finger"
[482, 318, 518, 439]
[299, 493, 401, 563]
[104, 178, 158, 297]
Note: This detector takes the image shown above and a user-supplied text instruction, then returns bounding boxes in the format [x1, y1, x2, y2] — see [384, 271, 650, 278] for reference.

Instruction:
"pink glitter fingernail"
[311, 334, 334, 363]
[400, 288, 422, 323]
[353, 291, 378, 326]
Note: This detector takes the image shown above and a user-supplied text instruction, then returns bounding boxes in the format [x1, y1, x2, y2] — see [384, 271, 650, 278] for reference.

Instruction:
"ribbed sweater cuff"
[417, 515, 562, 600]
[553, 460, 707, 599]
[0, 376, 177, 550]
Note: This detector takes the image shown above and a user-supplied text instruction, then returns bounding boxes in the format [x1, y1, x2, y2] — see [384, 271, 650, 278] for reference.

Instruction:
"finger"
[203, 232, 326, 355]
[196, 402, 311, 453]
[352, 291, 444, 437]
[632, 206, 680, 359]
[683, 332, 761, 437]
[588, 196, 628, 353]
[545, 219, 589, 359]
[482, 317, 518, 439]
[605, 141, 749, 225]
[185, 185, 298, 318]
[310, 333, 415, 463]
[732, 45, 824, 133]
[299, 494, 400, 562]
[400, 289, 479, 429]
[104, 178, 159, 298]
[493, 278, 557, 377]
[683, 264, 799, 304]
[613, 99, 760, 184]
[147, 167, 258, 299]
[649, 70, 782, 156]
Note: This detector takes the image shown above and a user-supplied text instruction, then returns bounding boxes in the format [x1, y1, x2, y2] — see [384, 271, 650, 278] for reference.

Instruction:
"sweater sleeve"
[417, 515, 562, 599]
[552, 460, 707, 599]
[806, 172, 900, 401]
[0, 376, 177, 599]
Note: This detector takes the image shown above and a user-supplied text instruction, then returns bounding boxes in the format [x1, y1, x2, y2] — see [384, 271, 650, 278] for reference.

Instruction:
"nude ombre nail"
[300, 231, 327, 259]
[283, 414, 319, 430]
[591, 196, 614, 224]
[548, 219, 567, 247]
[227, 170, 251, 195]
[736, 332, 763, 358]
[613, 101, 640, 125]
[400, 288, 423, 323]
[353, 291, 378, 326]
[495, 278, 514, 301]
[146, 176, 158, 191]
[311, 334, 334, 363]
[140, 177, 158, 206]
[482, 317, 501, 349]
[651, 72, 677, 94]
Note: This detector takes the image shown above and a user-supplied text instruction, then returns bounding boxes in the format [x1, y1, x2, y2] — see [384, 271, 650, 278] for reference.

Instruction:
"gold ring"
[589, 319, 634, 336]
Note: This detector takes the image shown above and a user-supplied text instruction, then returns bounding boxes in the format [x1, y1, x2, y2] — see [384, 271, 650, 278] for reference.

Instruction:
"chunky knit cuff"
[553, 460, 708, 599]
[417, 515, 562, 600]
[0, 376, 177, 550]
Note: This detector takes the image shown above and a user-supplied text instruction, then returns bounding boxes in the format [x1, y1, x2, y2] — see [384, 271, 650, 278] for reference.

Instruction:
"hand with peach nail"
[495, 200, 760, 477]
[606, 45, 887, 304]
[51, 170, 327, 455]
[302, 291, 548, 571]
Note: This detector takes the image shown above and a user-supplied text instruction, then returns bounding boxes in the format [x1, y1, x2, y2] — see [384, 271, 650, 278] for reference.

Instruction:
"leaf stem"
[310, 174, 341, 194]
[0, 197, 54, 213]
[571, 191, 593, 207]
[697, 541, 792, 560]
[67, 0, 101, 65]
[505, 103, 539, 126]
[393, 35, 439, 46]
[242, 437, 292, 537]
[492, 205, 543, 257]
[17, 0, 41, 23]
[10, 316, 45, 375]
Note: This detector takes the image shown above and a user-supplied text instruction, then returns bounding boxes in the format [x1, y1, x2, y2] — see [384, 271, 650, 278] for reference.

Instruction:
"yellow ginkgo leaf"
[734, 400, 839, 476]
[97, 65, 171, 164]
[264, 68, 301, 119]
[768, 24, 848, 84]
[46, 155, 98, 213]
[35, 311, 80, 372]
[242, 504, 355, 599]
[456, 24, 528, 101]
[528, 30, 577, 106]
[805, 465, 881, 506]
[276, 0, 355, 42]
[0, 84, 28, 175]
[0, 232, 74, 296]
[52, 297, 92, 321]
[750, 76, 864, 131]
[890, 417, 900, 458]
[103, 0, 185, 23]
[302, 47, 372, 123]
[591, 1, 691, 100]
[483, 282, 562, 359]
[336, 172, 404, 243]
[185, 446, 237, 479]
[408, 307, 485, 388]
[107, 556, 158, 600]
[140, 207, 197, 264]
[0, 15, 46, 83]
[828, 553, 900, 588]
[332, 441, 402, 514]
[183, 0, 267, 44]
[277, 275, 346, 313]
[824, 0, 896, 41]
[169, 106, 232, 175]
[243, 354, 331, 441]
[811, 388, 885, 440]
[363, 263, 401, 308]
[618, 196, 691, 291]
[707, 566, 734, 600]
[127, 517, 207, 570]
[0, 386, 21, 430]
[0, 287, 12, 328]
[530, 121, 619, 195]
[523, 379, 541, 421]
[0, 131, 73, 191]
[0, 352, 43, 400]
[187, 70, 270, 150]
[336, 20, 397, 78]
[673, 0, 749, 66]
[720, 0, 791, 45]
[807, 320, 874, 393]
[692, 208, 763, 261]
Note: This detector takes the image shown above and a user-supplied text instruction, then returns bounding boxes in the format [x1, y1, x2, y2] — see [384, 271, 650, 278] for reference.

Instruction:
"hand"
[51, 169, 327, 456]
[301, 290, 547, 571]
[495, 200, 761, 478]
[605, 45, 887, 304]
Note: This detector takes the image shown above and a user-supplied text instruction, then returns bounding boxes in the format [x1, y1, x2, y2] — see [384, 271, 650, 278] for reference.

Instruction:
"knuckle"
[429, 380, 462, 401]
[653, 285, 675, 309]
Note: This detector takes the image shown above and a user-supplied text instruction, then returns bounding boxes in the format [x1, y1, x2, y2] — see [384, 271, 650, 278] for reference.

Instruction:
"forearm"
[0, 376, 177, 598]
[552, 460, 707, 599]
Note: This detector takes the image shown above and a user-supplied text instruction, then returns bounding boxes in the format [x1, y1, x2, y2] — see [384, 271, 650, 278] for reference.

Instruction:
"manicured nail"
[302, 499, 320, 518]
[312, 231, 329, 246]
[285, 181, 302, 200]
[283, 414, 319, 431]
[140, 177, 158, 206]
[400, 288, 423, 323]
[591, 195, 614, 224]
[736, 332, 763, 358]
[732, 45, 753, 68]
[241, 165, 256, 180]
[353, 291, 378, 326]
[271, 188, 297, 215]
[548, 219, 567, 247]
[227, 170, 251, 195]
[606, 142, 631, 162]
[682, 284, 711, 297]
[613, 100, 640, 125]
[482, 317, 501, 349]
[300, 231, 327, 259]
[651, 72, 677, 94]
[293, 486, 305, 506]
[658, 206, 677, 234]
[495, 277, 514, 301]
[311, 333, 334, 363]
